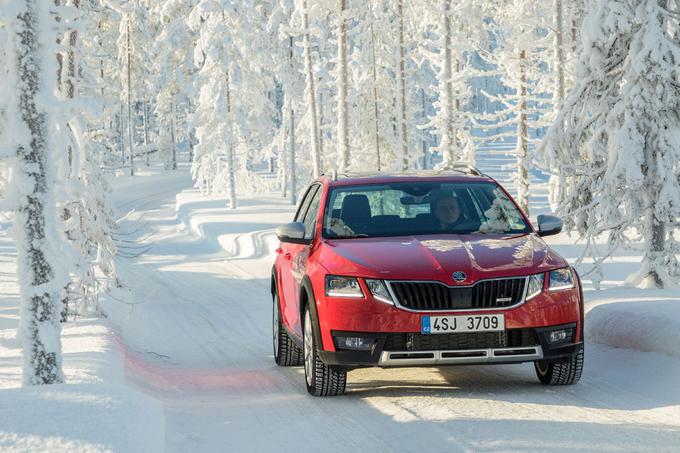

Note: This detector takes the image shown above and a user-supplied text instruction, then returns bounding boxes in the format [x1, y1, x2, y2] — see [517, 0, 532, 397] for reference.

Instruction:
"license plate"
[421, 314, 505, 335]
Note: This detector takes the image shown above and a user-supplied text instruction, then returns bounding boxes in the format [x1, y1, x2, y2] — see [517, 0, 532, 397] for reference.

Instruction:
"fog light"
[548, 328, 573, 344]
[336, 336, 374, 351]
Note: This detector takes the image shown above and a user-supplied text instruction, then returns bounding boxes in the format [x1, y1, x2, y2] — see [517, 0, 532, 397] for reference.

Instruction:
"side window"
[294, 185, 318, 222]
[302, 186, 323, 239]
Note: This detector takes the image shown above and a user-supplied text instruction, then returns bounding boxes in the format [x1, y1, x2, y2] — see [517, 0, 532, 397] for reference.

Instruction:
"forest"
[1, 0, 679, 386]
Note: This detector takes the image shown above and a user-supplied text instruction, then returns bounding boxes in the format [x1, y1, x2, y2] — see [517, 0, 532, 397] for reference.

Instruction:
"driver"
[433, 195, 462, 230]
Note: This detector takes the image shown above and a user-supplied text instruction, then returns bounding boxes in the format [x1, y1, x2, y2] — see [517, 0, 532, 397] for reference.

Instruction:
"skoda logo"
[452, 271, 467, 282]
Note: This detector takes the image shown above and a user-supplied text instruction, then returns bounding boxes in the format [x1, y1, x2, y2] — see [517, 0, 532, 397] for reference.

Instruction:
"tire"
[273, 291, 303, 366]
[535, 346, 584, 385]
[303, 306, 346, 396]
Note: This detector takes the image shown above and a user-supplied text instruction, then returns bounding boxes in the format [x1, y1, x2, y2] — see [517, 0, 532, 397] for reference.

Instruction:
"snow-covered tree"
[267, 0, 306, 204]
[51, 0, 119, 320]
[189, 0, 274, 208]
[479, 0, 553, 215]
[546, 0, 586, 210]
[82, 2, 123, 169]
[336, 0, 350, 173]
[154, 0, 196, 171]
[347, 0, 401, 171]
[293, 0, 322, 178]
[3, 0, 65, 384]
[543, 0, 680, 288]
[420, 0, 479, 169]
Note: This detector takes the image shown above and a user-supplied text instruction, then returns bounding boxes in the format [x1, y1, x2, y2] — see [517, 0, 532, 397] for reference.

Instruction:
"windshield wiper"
[331, 233, 369, 239]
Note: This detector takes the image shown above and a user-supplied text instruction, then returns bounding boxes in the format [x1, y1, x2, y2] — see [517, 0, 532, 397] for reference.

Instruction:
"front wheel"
[535, 346, 584, 385]
[303, 306, 346, 396]
[273, 292, 303, 366]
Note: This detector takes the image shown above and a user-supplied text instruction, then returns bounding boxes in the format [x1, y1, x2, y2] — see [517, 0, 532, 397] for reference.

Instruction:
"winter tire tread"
[273, 294, 303, 367]
[535, 346, 584, 385]
[304, 306, 346, 396]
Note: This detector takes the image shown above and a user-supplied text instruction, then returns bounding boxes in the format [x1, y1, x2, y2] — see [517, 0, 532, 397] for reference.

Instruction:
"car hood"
[318, 233, 567, 284]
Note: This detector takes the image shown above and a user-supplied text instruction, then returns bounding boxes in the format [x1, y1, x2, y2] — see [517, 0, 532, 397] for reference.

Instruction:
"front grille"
[383, 328, 538, 351]
[388, 278, 526, 311]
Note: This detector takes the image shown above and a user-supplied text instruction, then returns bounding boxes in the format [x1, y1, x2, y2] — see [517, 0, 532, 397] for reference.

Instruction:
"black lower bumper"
[318, 326, 583, 370]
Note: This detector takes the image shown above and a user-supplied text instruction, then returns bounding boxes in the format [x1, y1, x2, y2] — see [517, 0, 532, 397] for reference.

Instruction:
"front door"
[279, 184, 321, 336]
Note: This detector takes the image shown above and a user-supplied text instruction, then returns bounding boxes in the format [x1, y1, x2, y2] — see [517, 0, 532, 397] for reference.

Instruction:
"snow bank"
[585, 293, 680, 359]
[0, 231, 164, 453]
[0, 382, 162, 453]
[546, 235, 680, 359]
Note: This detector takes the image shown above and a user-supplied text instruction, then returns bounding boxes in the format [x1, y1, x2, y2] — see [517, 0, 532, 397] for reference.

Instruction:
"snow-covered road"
[108, 170, 680, 452]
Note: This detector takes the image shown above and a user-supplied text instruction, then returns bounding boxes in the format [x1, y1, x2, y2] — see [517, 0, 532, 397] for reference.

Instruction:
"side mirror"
[276, 222, 310, 244]
[537, 214, 563, 237]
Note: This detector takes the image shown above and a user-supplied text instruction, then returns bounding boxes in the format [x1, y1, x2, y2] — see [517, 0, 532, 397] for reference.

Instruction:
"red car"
[272, 168, 584, 396]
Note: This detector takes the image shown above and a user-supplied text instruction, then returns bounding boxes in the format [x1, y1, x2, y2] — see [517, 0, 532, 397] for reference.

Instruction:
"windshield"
[323, 181, 530, 238]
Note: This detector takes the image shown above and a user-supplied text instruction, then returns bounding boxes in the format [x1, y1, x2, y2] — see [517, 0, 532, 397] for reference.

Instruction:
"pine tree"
[543, 0, 680, 288]
[155, 0, 195, 171]
[188, 0, 274, 207]
[12, 0, 65, 385]
[296, 0, 322, 178]
[421, 0, 479, 169]
[52, 0, 119, 320]
[336, 0, 350, 173]
[479, 0, 553, 215]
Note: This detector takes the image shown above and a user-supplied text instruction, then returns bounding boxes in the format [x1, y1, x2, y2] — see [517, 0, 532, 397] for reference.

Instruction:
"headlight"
[325, 275, 364, 298]
[365, 279, 394, 305]
[526, 273, 544, 300]
[549, 267, 575, 291]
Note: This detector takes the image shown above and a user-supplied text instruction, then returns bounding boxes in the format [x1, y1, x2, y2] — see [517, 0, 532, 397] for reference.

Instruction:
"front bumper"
[318, 326, 583, 370]
[317, 284, 583, 353]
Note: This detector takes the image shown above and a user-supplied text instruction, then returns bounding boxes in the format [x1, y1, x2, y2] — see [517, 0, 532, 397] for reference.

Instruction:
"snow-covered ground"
[0, 222, 163, 451]
[2, 164, 680, 451]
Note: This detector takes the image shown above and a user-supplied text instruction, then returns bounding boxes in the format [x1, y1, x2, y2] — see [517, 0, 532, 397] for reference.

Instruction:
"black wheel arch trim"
[272, 267, 304, 349]
[301, 275, 325, 351]
[573, 267, 585, 342]
[271, 265, 277, 296]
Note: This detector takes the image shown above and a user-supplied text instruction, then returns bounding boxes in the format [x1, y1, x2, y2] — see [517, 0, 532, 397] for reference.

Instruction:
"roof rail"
[440, 164, 485, 177]
[321, 168, 338, 181]
[320, 165, 486, 181]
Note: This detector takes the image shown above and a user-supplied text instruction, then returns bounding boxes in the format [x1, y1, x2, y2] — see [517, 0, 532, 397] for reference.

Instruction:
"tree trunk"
[370, 22, 381, 171]
[169, 99, 177, 170]
[143, 100, 150, 166]
[302, 0, 321, 178]
[549, 0, 566, 212]
[421, 88, 428, 169]
[126, 17, 134, 176]
[225, 72, 237, 209]
[287, 34, 297, 205]
[397, 0, 409, 170]
[119, 100, 125, 163]
[516, 49, 530, 216]
[289, 104, 297, 206]
[281, 128, 288, 199]
[440, 0, 455, 167]
[15, 0, 64, 385]
[337, 0, 350, 173]
[641, 207, 666, 288]
[553, 0, 565, 111]
[318, 89, 325, 165]
[569, 1, 579, 55]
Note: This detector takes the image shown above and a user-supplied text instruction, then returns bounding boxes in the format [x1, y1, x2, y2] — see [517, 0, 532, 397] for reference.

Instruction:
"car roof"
[321, 172, 496, 187]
